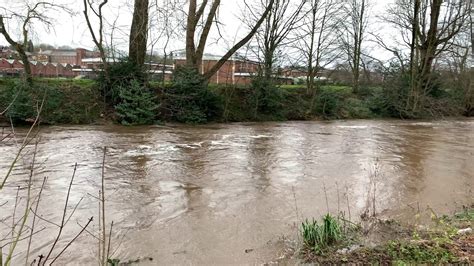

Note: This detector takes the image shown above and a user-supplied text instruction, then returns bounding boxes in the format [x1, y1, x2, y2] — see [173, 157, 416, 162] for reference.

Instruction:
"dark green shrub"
[114, 80, 159, 125]
[1, 82, 37, 122]
[281, 87, 311, 120]
[315, 87, 349, 118]
[0, 80, 101, 124]
[98, 59, 147, 105]
[247, 76, 285, 120]
[165, 66, 222, 123]
[344, 98, 374, 118]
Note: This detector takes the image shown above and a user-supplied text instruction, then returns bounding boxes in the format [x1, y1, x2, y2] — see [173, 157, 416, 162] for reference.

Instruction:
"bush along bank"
[0, 78, 102, 125]
[1, 76, 471, 125]
[297, 207, 473, 264]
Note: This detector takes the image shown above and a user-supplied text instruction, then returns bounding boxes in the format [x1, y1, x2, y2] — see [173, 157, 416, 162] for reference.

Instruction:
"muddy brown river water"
[1, 119, 473, 265]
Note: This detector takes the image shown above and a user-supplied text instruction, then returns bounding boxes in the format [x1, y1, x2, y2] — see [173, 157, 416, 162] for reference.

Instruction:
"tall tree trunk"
[18, 46, 32, 84]
[411, 0, 442, 111]
[469, 0, 473, 114]
[306, 4, 317, 95]
[129, 0, 149, 66]
[185, 0, 198, 69]
[350, 0, 366, 95]
[408, 0, 420, 110]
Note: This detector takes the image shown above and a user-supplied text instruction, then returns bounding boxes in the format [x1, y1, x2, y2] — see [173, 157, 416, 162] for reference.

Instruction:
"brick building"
[0, 47, 97, 78]
[173, 52, 261, 85]
[0, 59, 76, 78]
[33, 48, 99, 65]
[1, 47, 334, 84]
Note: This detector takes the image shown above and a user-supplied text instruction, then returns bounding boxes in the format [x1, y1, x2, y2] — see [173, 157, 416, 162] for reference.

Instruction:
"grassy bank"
[0, 78, 469, 125]
[298, 207, 473, 264]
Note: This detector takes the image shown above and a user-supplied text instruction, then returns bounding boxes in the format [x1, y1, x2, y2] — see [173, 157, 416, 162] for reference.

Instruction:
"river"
[1, 119, 473, 264]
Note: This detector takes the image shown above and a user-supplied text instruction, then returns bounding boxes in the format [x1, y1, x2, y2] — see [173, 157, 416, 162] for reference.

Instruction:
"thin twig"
[76, 220, 100, 241]
[336, 181, 340, 215]
[98, 190, 102, 265]
[64, 197, 84, 227]
[25, 157, 46, 266]
[101, 147, 107, 266]
[49, 217, 94, 265]
[323, 182, 329, 214]
[345, 185, 351, 222]
[1, 227, 46, 249]
[106, 221, 113, 261]
[42, 163, 78, 264]
[28, 207, 60, 228]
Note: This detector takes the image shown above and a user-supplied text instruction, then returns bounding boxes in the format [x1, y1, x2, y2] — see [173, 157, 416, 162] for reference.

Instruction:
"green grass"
[301, 214, 343, 253]
[279, 84, 306, 90]
[387, 241, 456, 264]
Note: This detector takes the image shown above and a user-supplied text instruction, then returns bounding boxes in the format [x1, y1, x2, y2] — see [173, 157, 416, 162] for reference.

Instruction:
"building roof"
[82, 57, 117, 63]
[39, 50, 77, 57]
[171, 49, 258, 63]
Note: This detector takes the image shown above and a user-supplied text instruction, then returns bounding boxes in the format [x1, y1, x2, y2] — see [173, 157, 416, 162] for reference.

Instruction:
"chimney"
[76, 48, 86, 66]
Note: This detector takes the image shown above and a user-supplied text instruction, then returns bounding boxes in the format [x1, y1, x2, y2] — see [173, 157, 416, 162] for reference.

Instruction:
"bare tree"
[129, 0, 150, 67]
[148, 0, 185, 85]
[339, 0, 370, 94]
[385, 0, 470, 113]
[247, 0, 307, 81]
[0, 2, 70, 84]
[294, 0, 341, 95]
[83, 0, 110, 82]
[184, 0, 275, 81]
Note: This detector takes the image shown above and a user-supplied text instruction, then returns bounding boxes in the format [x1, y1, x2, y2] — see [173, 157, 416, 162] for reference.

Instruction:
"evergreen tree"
[114, 80, 159, 125]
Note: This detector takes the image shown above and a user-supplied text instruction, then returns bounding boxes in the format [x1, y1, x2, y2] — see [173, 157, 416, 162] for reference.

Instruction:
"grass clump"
[301, 214, 343, 253]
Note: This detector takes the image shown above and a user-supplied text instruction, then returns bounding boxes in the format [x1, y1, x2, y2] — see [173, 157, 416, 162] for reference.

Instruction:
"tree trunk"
[129, 0, 149, 66]
[411, 0, 442, 112]
[306, 4, 317, 95]
[350, 0, 365, 95]
[18, 45, 32, 84]
[185, 0, 198, 69]
[0, 16, 33, 84]
[469, 0, 473, 114]
[408, 0, 420, 110]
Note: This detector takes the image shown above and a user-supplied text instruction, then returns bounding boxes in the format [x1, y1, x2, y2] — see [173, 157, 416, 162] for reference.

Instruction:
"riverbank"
[0, 78, 470, 125]
[292, 206, 473, 264]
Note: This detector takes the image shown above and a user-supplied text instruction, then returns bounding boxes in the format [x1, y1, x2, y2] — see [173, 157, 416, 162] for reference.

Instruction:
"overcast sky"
[0, 0, 395, 60]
